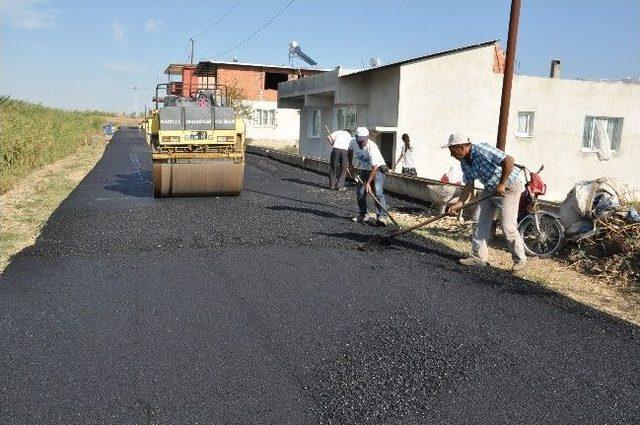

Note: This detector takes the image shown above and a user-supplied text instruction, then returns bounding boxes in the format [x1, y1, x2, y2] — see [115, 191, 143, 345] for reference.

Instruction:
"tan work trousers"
[472, 180, 526, 262]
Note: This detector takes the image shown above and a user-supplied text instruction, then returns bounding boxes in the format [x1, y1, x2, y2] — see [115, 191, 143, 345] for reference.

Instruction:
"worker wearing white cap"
[444, 133, 526, 271]
[348, 127, 389, 226]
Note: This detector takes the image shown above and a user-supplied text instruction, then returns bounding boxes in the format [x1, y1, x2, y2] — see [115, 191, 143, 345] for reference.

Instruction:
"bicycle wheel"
[518, 213, 564, 257]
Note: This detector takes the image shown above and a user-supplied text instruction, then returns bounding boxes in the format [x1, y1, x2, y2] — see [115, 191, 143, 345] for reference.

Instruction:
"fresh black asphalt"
[1, 128, 639, 424]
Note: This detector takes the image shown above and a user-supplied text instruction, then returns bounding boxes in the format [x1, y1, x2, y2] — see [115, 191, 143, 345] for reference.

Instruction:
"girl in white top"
[394, 133, 417, 176]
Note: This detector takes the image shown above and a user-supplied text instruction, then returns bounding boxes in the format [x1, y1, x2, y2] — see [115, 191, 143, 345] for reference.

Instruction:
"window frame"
[309, 109, 321, 138]
[253, 109, 277, 128]
[515, 111, 535, 138]
[336, 105, 357, 131]
[581, 115, 624, 153]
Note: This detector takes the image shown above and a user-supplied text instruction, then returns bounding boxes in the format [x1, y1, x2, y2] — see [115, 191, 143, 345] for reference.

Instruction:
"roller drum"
[153, 158, 244, 197]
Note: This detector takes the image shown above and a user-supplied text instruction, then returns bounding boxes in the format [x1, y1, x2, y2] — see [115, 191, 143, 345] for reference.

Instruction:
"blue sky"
[1, 0, 638, 113]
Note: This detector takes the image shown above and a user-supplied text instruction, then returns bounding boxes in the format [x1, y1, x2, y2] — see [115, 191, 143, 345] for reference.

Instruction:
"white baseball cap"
[442, 133, 471, 148]
[355, 127, 369, 141]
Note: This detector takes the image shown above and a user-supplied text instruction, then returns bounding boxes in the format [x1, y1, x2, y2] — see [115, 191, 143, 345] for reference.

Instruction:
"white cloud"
[111, 22, 126, 42]
[103, 62, 145, 74]
[0, 0, 59, 30]
[144, 18, 162, 32]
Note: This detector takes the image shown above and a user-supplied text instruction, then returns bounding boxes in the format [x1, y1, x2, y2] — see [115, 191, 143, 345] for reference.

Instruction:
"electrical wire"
[211, 0, 296, 59]
[191, 0, 244, 39]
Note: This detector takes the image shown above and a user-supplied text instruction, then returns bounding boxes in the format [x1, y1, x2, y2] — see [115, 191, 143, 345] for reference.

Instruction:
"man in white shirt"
[326, 129, 352, 190]
[348, 127, 389, 226]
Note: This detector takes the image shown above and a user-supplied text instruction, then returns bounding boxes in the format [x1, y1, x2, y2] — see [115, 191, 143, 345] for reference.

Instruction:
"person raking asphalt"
[444, 133, 527, 271]
[348, 127, 390, 227]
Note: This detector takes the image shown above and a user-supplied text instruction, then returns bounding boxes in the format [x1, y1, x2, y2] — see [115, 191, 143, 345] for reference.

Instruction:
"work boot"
[375, 216, 388, 227]
[458, 256, 487, 267]
[512, 259, 527, 272]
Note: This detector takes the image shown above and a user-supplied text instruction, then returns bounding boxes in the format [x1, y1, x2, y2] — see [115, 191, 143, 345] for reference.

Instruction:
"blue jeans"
[356, 169, 387, 217]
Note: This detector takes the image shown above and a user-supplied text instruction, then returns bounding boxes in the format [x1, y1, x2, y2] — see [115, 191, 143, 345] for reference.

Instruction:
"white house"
[165, 62, 328, 149]
[277, 41, 640, 201]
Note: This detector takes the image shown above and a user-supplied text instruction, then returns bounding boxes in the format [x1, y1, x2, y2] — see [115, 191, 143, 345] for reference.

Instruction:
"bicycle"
[516, 164, 565, 257]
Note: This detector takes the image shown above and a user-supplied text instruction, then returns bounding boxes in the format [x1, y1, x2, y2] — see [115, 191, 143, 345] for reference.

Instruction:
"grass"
[0, 98, 113, 194]
[393, 210, 640, 327]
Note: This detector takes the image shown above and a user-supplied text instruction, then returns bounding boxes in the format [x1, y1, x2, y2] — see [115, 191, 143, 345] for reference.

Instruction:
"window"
[253, 109, 277, 127]
[582, 116, 623, 152]
[516, 111, 534, 137]
[309, 109, 321, 138]
[264, 72, 288, 90]
[336, 105, 357, 130]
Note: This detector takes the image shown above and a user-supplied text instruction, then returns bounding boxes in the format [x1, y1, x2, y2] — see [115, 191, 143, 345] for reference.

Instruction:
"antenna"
[288, 41, 317, 66]
[369, 57, 381, 68]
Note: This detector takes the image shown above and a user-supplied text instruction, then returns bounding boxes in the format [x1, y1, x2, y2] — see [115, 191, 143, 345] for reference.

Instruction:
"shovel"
[360, 193, 493, 251]
[347, 168, 401, 229]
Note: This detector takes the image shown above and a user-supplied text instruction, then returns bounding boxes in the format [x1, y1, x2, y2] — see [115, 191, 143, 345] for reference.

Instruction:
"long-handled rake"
[360, 194, 493, 251]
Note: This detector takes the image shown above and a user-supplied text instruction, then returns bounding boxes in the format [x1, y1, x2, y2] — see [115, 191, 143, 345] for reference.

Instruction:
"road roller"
[144, 83, 245, 197]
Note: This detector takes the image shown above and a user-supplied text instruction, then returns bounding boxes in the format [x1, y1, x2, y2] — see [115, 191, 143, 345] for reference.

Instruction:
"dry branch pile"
[566, 213, 640, 287]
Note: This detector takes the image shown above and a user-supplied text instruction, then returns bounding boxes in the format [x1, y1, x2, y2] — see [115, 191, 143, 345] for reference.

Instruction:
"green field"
[0, 97, 112, 194]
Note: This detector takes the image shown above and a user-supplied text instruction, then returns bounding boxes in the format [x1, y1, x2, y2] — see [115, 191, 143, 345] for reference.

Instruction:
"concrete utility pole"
[190, 39, 195, 65]
[496, 0, 522, 151]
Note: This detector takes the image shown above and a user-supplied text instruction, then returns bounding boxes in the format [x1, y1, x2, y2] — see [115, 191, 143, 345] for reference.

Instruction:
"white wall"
[245, 100, 301, 148]
[298, 105, 334, 159]
[366, 67, 400, 127]
[396, 44, 640, 201]
[508, 76, 640, 200]
[396, 45, 502, 182]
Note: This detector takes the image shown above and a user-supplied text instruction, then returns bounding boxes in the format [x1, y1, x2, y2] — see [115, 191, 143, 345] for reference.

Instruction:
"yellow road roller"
[144, 83, 245, 197]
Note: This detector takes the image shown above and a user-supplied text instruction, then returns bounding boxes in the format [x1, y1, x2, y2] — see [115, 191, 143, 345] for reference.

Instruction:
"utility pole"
[190, 38, 195, 65]
[496, 0, 521, 151]
[132, 86, 139, 117]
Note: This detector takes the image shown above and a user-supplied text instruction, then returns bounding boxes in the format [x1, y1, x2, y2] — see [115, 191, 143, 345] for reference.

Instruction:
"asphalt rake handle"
[348, 169, 401, 229]
[360, 193, 494, 251]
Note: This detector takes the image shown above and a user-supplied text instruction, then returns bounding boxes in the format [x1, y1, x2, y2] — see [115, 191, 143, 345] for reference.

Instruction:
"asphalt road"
[1, 128, 639, 424]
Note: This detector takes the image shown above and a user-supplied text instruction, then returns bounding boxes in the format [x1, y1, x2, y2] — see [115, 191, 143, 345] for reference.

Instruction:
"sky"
[1, 0, 638, 113]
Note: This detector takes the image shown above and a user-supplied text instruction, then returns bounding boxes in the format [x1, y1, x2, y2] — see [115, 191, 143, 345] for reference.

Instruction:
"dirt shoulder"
[392, 210, 640, 327]
[0, 138, 108, 272]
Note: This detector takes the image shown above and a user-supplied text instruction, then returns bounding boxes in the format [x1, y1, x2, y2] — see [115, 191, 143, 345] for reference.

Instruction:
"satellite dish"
[288, 40, 318, 66]
[370, 57, 381, 68]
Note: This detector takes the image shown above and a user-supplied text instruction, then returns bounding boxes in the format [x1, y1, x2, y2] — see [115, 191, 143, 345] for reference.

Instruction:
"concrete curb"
[246, 145, 459, 205]
[245, 145, 560, 212]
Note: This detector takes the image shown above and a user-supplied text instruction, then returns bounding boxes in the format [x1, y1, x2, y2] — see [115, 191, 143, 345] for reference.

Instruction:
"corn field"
[0, 97, 110, 194]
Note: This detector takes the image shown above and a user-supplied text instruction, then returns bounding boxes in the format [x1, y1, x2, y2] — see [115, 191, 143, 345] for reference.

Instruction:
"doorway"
[378, 132, 396, 168]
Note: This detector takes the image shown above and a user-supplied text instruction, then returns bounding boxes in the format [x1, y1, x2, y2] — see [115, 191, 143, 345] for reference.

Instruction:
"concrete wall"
[365, 67, 400, 127]
[507, 76, 640, 200]
[396, 45, 502, 184]
[396, 44, 640, 200]
[298, 105, 334, 159]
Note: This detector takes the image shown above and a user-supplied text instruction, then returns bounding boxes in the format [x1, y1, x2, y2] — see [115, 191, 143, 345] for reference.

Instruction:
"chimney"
[550, 59, 561, 79]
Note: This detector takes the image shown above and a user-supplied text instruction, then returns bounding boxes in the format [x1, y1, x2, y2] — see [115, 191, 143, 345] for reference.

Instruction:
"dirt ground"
[0, 138, 108, 272]
[392, 210, 640, 327]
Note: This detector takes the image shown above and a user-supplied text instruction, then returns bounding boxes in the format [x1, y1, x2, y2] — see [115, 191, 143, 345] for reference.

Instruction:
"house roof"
[340, 39, 500, 78]
[164, 61, 329, 76]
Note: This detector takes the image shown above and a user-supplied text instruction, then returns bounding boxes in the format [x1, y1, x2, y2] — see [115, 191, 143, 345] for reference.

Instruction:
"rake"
[360, 194, 493, 251]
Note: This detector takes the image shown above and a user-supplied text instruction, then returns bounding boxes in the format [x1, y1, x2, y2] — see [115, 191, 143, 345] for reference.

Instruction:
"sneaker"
[458, 256, 487, 267]
[352, 215, 372, 224]
[512, 259, 526, 272]
[337, 187, 347, 191]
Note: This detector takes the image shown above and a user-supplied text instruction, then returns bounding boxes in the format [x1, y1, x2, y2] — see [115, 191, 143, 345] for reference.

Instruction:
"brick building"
[164, 62, 327, 147]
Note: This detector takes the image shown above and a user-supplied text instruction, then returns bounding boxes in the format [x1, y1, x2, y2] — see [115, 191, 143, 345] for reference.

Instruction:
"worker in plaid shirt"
[444, 133, 527, 271]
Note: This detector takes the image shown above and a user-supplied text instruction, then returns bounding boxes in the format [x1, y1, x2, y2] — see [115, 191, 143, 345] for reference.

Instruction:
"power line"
[191, 0, 244, 39]
[211, 0, 296, 59]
